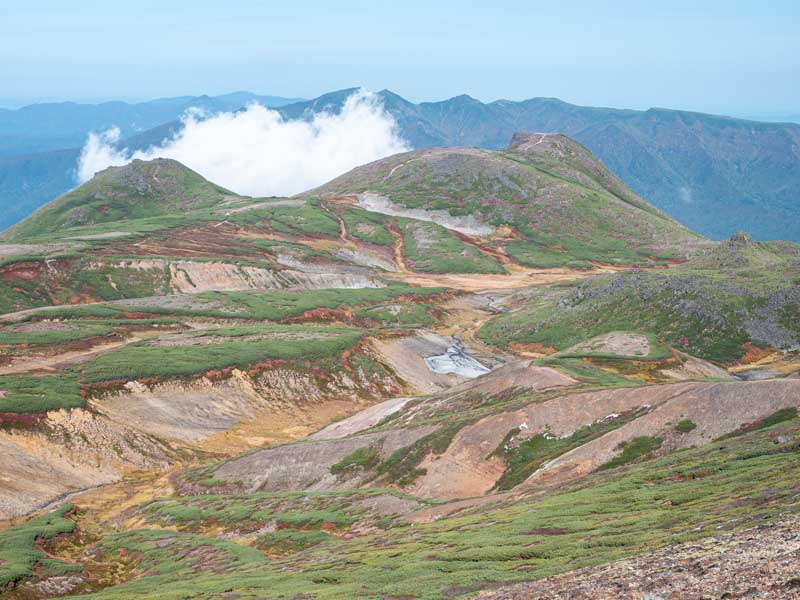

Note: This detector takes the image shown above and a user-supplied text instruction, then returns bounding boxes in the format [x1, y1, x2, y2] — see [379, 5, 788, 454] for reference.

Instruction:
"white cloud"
[77, 126, 126, 183]
[76, 90, 410, 196]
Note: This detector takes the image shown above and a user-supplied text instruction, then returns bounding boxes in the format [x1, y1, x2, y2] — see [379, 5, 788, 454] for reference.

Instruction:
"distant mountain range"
[1, 89, 799, 241]
[0, 92, 302, 156]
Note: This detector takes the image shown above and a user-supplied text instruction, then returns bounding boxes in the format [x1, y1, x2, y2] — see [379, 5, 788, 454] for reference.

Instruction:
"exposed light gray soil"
[425, 342, 492, 378]
[357, 192, 495, 236]
[66, 231, 133, 240]
[561, 332, 651, 357]
[333, 248, 396, 272]
[309, 396, 415, 441]
[212, 426, 436, 493]
[369, 332, 475, 393]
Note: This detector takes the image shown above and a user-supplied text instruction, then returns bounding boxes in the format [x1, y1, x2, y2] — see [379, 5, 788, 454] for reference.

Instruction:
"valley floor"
[2, 267, 798, 598]
[1, 200, 799, 597]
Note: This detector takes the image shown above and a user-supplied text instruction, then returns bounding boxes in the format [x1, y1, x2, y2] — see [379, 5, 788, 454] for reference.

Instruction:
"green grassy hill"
[2, 158, 234, 240]
[308, 133, 707, 267]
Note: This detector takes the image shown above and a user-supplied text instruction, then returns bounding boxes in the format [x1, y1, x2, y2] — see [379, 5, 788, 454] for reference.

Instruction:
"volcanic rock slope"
[0, 138, 799, 599]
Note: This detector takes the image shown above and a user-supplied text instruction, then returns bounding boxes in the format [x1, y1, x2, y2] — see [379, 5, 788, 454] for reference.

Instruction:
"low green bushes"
[330, 447, 381, 476]
[0, 505, 76, 587]
[599, 436, 663, 471]
[0, 375, 83, 413]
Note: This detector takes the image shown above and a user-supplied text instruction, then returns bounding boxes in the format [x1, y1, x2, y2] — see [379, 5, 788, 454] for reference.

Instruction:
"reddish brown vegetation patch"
[526, 527, 568, 536]
[98, 224, 272, 261]
[0, 412, 46, 429]
[284, 307, 371, 327]
[0, 261, 43, 281]
[453, 231, 510, 264]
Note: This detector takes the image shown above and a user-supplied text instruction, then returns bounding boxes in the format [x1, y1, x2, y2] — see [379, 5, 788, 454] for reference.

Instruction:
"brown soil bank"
[0, 349, 408, 520]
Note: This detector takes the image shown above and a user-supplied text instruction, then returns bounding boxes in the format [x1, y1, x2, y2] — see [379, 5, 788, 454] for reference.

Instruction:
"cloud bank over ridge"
[77, 90, 409, 196]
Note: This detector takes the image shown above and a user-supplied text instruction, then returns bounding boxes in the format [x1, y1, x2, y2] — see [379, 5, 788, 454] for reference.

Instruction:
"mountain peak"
[94, 157, 194, 195]
[505, 131, 677, 218]
[5, 158, 233, 239]
[728, 231, 755, 246]
[507, 132, 582, 156]
[308, 137, 702, 267]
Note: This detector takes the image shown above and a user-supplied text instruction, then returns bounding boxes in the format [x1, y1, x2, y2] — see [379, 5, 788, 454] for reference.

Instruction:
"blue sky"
[3, 0, 798, 114]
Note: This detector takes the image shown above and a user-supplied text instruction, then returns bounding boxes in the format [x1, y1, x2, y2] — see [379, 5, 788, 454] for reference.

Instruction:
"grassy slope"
[478, 238, 800, 363]
[4, 283, 444, 324]
[0, 285, 446, 414]
[33, 415, 800, 599]
[72, 324, 364, 383]
[0, 257, 172, 315]
[0, 375, 83, 413]
[397, 217, 505, 274]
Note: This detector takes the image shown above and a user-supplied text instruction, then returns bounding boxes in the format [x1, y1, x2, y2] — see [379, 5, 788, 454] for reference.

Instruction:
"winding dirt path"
[384, 156, 422, 180]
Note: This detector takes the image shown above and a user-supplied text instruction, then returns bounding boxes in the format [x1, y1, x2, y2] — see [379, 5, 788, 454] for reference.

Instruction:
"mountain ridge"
[1, 89, 799, 241]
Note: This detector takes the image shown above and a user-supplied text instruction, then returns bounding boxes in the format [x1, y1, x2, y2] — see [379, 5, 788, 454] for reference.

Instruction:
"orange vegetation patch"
[67, 294, 102, 305]
[738, 342, 778, 365]
[321, 195, 359, 208]
[509, 342, 557, 356]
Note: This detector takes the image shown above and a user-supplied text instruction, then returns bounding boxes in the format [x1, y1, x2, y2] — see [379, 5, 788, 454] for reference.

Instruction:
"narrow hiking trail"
[319, 198, 351, 245]
[384, 156, 422, 180]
